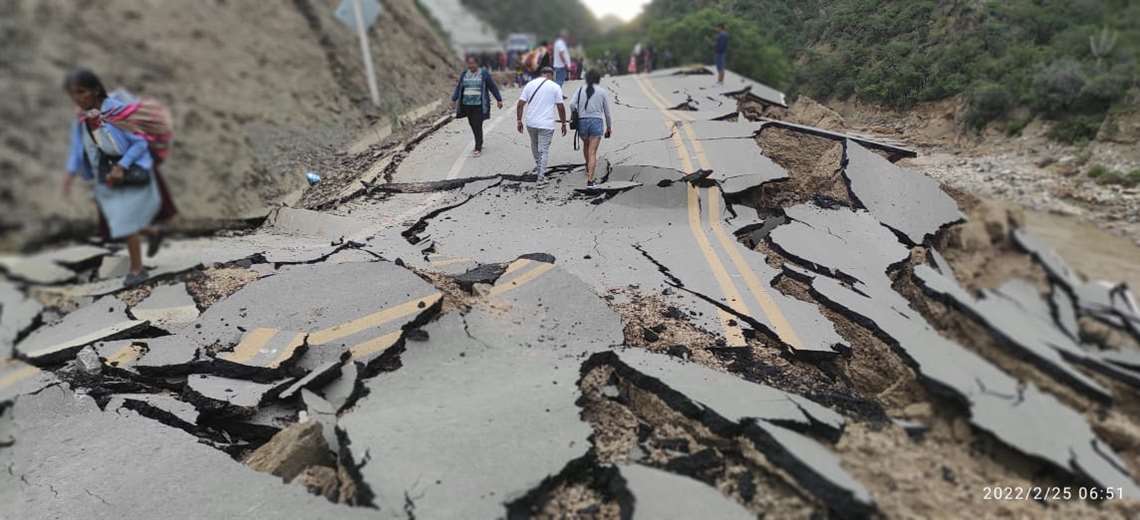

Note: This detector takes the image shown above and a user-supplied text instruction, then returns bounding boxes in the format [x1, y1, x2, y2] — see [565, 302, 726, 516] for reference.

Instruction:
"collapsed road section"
[3, 68, 1140, 518]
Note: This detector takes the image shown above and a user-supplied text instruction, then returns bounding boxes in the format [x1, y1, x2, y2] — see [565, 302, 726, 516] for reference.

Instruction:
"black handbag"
[570, 88, 581, 131]
[97, 153, 151, 187]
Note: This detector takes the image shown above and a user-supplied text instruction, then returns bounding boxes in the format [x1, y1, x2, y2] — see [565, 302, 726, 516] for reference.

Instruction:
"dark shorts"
[714, 52, 727, 72]
[579, 117, 604, 138]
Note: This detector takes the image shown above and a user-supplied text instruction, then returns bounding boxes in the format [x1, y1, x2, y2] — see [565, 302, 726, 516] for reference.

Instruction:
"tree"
[646, 9, 791, 88]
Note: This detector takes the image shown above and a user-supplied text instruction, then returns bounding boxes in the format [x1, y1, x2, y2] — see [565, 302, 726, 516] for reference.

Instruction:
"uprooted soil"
[0, 0, 458, 252]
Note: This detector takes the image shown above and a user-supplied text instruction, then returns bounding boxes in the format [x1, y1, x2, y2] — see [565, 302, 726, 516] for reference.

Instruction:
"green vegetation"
[646, 9, 790, 88]
[1088, 165, 1140, 187]
[461, 0, 599, 41]
[596, 0, 1139, 142]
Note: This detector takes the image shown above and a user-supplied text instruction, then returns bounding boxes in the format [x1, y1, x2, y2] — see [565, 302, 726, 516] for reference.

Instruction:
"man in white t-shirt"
[516, 66, 567, 184]
[553, 30, 571, 86]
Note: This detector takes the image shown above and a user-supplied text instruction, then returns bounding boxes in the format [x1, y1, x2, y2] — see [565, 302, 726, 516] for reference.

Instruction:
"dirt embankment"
[0, 0, 458, 252]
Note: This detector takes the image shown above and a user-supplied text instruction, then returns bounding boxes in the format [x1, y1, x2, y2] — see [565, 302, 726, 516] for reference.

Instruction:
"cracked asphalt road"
[3, 67, 1140, 519]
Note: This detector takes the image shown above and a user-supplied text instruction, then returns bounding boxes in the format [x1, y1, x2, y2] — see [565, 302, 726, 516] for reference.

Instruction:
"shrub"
[1077, 69, 1132, 112]
[965, 82, 1014, 131]
[1031, 59, 1087, 116]
[1087, 164, 1110, 178]
[1092, 168, 1140, 187]
[1047, 114, 1103, 143]
[1005, 115, 1032, 136]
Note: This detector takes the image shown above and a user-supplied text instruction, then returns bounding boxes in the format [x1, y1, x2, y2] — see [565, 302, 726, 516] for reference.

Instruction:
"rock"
[299, 465, 340, 502]
[641, 327, 660, 343]
[976, 202, 1007, 243]
[1057, 155, 1078, 166]
[1080, 316, 1140, 351]
[336, 463, 361, 505]
[1053, 163, 1079, 177]
[244, 419, 334, 483]
[75, 346, 102, 376]
[947, 220, 990, 252]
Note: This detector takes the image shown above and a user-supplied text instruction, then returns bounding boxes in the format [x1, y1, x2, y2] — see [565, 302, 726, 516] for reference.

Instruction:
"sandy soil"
[0, 0, 458, 252]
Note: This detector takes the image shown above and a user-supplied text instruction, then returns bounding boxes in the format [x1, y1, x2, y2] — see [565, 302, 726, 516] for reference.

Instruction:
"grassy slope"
[609, 0, 1140, 140]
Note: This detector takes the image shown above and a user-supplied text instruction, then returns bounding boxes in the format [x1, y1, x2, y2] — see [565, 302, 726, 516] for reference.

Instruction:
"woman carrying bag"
[569, 70, 613, 187]
[62, 68, 163, 288]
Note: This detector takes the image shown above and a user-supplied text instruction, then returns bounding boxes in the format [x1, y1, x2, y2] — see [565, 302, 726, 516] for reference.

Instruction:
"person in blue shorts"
[569, 70, 612, 186]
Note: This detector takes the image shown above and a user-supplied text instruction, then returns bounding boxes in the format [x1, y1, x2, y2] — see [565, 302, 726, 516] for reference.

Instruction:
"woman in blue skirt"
[62, 69, 162, 288]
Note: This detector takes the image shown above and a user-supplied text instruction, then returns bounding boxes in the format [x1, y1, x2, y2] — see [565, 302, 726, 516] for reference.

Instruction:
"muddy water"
[1025, 210, 1140, 290]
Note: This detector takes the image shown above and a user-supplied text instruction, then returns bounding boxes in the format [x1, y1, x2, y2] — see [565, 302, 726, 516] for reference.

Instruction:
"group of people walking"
[452, 30, 613, 187]
[59, 23, 726, 287]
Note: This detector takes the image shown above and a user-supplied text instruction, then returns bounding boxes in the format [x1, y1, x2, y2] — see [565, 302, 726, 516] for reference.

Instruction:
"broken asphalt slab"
[130, 283, 200, 330]
[0, 358, 56, 404]
[842, 140, 963, 245]
[592, 349, 873, 514]
[0, 385, 384, 520]
[411, 164, 841, 350]
[466, 259, 625, 355]
[185, 373, 293, 416]
[339, 313, 592, 519]
[617, 463, 754, 520]
[184, 261, 440, 371]
[768, 202, 1140, 495]
[1, 280, 43, 355]
[15, 297, 148, 365]
[915, 269, 1133, 400]
[106, 392, 200, 432]
[0, 244, 108, 285]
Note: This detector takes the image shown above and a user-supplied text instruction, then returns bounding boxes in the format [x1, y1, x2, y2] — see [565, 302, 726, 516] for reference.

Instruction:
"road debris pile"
[3, 68, 1140, 518]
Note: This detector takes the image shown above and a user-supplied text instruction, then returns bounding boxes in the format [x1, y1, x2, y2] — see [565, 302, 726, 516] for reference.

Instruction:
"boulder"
[244, 419, 334, 483]
[299, 465, 340, 502]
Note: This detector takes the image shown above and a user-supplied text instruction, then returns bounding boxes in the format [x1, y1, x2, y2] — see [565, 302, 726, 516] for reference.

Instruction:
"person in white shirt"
[516, 67, 567, 184]
[553, 30, 571, 86]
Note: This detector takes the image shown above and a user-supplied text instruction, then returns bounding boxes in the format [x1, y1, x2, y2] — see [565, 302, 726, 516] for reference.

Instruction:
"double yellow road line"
[632, 74, 803, 350]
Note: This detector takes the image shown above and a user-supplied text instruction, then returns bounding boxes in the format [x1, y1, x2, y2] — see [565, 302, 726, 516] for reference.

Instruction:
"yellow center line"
[268, 333, 307, 369]
[679, 120, 803, 346]
[221, 327, 277, 364]
[309, 292, 442, 346]
[487, 262, 557, 298]
[635, 74, 747, 346]
[702, 179, 805, 350]
[0, 364, 40, 389]
[429, 256, 474, 268]
[349, 330, 403, 360]
[501, 259, 532, 277]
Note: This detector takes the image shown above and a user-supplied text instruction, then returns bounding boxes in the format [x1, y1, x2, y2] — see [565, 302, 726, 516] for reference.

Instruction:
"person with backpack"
[452, 55, 504, 158]
[62, 68, 174, 288]
[516, 66, 567, 185]
[569, 70, 612, 187]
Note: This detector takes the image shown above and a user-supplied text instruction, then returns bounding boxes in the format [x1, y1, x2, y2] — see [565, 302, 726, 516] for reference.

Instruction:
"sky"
[582, 0, 649, 22]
